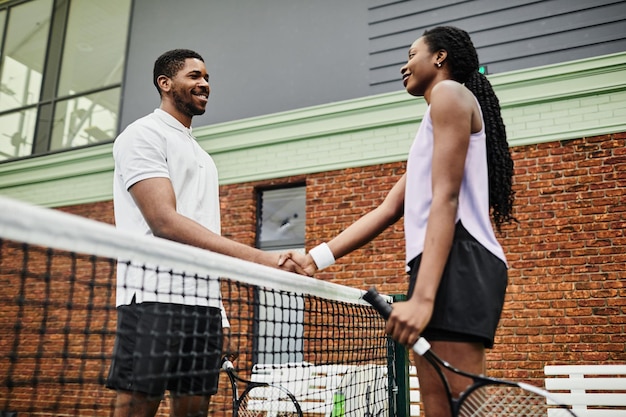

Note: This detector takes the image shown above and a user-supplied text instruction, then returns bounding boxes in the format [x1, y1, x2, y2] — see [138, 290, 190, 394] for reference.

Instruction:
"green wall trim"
[0, 144, 114, 207]
[0, 52, 624, 207]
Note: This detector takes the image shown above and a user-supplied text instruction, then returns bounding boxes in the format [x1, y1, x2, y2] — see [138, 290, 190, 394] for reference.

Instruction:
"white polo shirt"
[113, 108, 222, 308]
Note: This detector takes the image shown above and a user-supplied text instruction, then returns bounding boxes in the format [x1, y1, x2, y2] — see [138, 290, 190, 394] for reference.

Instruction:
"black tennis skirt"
[407, 222, 508, 348]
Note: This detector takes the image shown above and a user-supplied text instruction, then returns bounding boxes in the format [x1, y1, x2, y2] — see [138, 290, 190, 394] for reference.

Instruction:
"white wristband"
[309, 243, 336, 270]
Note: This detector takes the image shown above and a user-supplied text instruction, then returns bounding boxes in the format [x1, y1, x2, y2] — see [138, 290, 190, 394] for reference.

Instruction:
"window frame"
[0, 0, 129, 163]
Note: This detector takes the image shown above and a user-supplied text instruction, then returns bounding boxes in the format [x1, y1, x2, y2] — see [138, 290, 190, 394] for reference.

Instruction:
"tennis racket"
[222, 359, 303, 417]
[363, 287, 578, 417]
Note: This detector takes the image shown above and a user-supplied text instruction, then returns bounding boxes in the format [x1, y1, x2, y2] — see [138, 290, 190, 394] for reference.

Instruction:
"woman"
[282, 26, 515, 417]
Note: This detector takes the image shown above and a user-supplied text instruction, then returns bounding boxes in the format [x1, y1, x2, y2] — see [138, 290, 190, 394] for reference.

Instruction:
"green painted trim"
[492, 51, 626, 147]
[0, 52, 624, 207]
[0, 144, 114, 207]
[194, 91, 423, 152]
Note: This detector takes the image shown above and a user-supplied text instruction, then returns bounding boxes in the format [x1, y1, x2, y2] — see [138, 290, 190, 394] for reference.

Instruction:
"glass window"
[50, 88, 120, 151]
[0, 0, 51, 112]
[57, 0, 129, 97]
[0, 9, 4, 49]
[0, 107, 36, 159]
[258, 186, 306, 251]
[0, 0, 131, 163]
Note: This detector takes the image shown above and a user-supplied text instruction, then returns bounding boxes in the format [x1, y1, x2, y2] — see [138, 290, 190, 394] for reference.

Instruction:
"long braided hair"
[422, 26, 515, 230]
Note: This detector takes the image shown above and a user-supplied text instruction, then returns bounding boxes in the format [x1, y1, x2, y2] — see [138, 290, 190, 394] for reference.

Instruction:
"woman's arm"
[386, 81, 475, 346]
[284, 174, 406, 275]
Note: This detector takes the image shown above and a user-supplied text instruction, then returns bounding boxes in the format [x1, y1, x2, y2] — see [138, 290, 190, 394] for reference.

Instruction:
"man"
[107, 49, 303, 417]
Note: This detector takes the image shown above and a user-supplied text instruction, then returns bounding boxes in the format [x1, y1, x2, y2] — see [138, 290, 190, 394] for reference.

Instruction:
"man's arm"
[129, 177, 306, 273]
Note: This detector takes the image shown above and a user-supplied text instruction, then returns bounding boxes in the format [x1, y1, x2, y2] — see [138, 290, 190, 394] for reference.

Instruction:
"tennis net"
[0, 196, 397, 417]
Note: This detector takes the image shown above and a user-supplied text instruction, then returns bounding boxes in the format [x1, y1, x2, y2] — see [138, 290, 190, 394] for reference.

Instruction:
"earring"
[436, 62, 442, 68]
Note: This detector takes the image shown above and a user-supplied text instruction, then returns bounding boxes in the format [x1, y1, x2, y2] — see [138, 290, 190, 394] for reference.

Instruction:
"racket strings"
[458, 384, 573, 417]
[239, 385, 301, 417]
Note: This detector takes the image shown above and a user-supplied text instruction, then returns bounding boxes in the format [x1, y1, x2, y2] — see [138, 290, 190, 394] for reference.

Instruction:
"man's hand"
[278, 251, 318, 276]
[222, 327, 239, 362]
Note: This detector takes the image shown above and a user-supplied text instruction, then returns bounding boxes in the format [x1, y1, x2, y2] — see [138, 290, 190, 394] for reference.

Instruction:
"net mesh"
[0, 197, 394, 417]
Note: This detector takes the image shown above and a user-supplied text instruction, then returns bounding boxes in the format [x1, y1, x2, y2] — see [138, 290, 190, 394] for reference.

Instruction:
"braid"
[423, 26, 516, 230]
[465, 72, 515, 230]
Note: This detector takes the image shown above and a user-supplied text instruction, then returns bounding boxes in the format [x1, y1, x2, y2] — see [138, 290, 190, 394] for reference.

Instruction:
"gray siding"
[122, 0, 371, 129]
[121, 0, 626, 128]
[368, 0, 626, 93]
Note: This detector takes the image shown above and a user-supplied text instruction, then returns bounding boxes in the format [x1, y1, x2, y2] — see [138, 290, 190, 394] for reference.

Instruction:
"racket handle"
[363, 287, 392, 319]
[413, 338, 431, 356]
[363, 287, 431, 356]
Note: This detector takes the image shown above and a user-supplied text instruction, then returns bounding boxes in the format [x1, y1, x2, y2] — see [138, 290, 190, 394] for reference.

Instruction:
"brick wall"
[2, 132, 624, 415]
[492, 133, 626, 379]
[220, 132, 626, 383]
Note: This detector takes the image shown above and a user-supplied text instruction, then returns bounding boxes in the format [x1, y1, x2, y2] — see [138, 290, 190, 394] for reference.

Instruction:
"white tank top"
[404, 101, 507, 267]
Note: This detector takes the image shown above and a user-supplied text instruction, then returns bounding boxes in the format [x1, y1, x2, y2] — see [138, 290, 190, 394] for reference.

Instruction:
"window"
[257, 186, 306, 251]
[0, 0, 131, 162]
[255, 185, 306, 364]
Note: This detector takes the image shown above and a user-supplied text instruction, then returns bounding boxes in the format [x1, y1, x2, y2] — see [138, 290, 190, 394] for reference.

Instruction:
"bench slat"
[409, 365, 420, 417]
[545, 365, 626, 376]
[548, 393, 626, 406]
[247, 400, 327, 413]
[550, 411, 626, 417]
[546, 378, 626, 391]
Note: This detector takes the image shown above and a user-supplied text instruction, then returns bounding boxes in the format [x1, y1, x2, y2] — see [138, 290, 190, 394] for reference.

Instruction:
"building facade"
[0, 0, 625, 415]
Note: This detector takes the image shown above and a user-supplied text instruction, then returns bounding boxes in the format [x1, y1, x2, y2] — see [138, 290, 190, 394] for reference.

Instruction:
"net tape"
[0, 196, 371, 304]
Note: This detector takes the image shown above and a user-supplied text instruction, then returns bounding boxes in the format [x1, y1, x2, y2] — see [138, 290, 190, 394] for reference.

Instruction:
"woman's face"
[400, 37, 440, 97]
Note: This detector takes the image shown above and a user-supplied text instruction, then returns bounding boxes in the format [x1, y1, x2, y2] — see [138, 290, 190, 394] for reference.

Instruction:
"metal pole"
[389, 294, 410, 417]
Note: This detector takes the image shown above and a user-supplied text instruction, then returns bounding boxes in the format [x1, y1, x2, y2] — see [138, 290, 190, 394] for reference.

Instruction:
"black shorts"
[106, 299, 223, 397]
[407, 222, 508, 348]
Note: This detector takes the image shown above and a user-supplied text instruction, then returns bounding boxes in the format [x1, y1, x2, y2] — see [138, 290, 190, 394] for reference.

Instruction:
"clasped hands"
[276, 251, 317, 276]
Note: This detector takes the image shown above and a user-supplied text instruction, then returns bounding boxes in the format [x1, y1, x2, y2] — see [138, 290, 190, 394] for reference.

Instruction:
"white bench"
[408, 366, 420, 417]
[544, 364, 626, 417]
[248, 362, 389, 417]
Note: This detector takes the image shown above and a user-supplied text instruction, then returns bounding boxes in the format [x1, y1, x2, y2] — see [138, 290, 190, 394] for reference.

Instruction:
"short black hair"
[153, 49, 204, 95]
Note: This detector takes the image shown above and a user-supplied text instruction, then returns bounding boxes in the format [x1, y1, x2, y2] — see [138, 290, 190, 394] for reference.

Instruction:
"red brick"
[3, 133, 626, 412]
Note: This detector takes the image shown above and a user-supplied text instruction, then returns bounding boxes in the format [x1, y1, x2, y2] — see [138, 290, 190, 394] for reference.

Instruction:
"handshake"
[276, 243, 336, 277]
